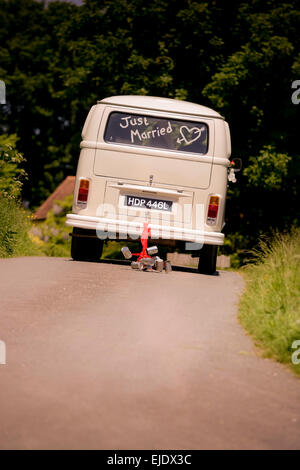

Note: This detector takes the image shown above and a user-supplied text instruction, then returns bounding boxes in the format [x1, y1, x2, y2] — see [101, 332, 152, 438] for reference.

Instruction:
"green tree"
[0, 134, 26, 198]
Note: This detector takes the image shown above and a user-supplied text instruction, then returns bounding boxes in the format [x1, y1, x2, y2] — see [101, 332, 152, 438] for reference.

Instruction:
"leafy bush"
[218, 232, 248, 268]
[33, 194, 73, 257]
[0, 197, 40, 257]
[244, 145, 291, 191]
[0, 134, 40, 257]
[0, 134, 26, 199]
[239, 228, 300, 374]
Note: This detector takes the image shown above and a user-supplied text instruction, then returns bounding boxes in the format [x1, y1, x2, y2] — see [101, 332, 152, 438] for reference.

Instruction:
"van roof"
[98, 95, 224, 119]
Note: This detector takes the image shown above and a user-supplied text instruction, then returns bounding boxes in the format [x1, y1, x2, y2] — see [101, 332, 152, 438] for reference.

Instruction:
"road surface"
[0, 257, 299, 449]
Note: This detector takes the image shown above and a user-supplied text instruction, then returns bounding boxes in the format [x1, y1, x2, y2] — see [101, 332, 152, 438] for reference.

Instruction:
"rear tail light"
[207, 195, 220, 226]
[77, 178, 90, 207]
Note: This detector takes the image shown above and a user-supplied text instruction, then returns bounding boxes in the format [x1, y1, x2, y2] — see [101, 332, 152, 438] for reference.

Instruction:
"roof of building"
[34, 175, 75, 220]
[98, 95, 223, 119]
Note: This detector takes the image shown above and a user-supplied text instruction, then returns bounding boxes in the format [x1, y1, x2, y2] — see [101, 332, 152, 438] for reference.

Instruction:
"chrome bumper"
[66, 214, 224, 245]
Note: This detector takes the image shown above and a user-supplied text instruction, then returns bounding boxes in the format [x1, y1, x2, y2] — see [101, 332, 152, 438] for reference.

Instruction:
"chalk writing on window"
[104, 112, 208, 154]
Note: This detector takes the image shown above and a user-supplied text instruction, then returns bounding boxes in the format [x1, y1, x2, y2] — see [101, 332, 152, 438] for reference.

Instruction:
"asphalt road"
[0, 257, 299, 450]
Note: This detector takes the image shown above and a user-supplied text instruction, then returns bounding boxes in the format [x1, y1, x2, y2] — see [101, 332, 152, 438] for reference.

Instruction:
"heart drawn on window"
[177, 126, 202, 145]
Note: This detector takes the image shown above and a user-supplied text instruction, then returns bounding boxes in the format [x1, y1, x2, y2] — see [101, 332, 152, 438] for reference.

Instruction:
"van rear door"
[94, 108, 214, 189]
[93, 108, 214, 224]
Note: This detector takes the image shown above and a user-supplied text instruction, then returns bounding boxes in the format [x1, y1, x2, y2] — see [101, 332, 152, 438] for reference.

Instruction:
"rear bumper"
[66, 214, 224, 245]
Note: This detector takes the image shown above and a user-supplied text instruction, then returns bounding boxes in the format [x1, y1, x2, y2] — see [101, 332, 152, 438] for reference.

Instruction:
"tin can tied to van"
[131, 261, 142, 270]
[131, 257, 155, 272]
[154, 256, 164, 272]
[121, 246, 132, 259]
[146, 245, 158, 256]
[164, 260, 172, 273]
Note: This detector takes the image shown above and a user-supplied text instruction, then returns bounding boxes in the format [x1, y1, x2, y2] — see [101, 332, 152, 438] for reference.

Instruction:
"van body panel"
[81, 104, 104, 141]
[224, 121, 232, 158]
[214, 119, 229, 158]
[93, 147, 213, 189]
[98, 95, 224, 119]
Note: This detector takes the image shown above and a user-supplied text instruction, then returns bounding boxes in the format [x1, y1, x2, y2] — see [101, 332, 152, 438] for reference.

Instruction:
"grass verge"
[239, 227, 300, 375]
[0, 197, 41, 257]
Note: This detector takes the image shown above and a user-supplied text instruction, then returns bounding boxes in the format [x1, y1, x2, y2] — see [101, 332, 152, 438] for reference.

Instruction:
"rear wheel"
[197, 244, 218, 275]
[71, 228, 103, 261]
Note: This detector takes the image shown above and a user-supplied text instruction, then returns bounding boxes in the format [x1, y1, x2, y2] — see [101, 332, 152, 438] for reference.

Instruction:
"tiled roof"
[34, 176, 75, 220]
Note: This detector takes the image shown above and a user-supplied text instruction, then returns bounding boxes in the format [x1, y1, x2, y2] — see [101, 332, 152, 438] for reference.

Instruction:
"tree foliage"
[244, 146, 291, 191]
[0, 134, 26, 198]
[0, 134, 39, 257]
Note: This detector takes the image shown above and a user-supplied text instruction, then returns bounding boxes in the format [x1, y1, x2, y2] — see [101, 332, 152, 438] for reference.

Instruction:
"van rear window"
[104, 112, 208, 154]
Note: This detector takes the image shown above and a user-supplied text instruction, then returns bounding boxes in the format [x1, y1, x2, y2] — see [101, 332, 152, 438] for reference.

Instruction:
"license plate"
[125, 195, 172, 212]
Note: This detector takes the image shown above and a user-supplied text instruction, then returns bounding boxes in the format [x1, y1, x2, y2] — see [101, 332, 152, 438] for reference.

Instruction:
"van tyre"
[71, 228, 103, 261]
[197, 244, 218, 275]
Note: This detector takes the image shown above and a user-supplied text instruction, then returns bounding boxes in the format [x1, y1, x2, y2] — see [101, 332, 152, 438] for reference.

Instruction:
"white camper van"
[66, 95, 235, 274]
